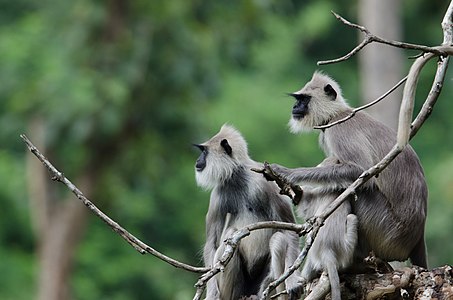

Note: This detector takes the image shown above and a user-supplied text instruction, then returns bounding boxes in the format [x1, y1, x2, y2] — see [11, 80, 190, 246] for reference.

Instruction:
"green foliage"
[0, 0, 452, 299]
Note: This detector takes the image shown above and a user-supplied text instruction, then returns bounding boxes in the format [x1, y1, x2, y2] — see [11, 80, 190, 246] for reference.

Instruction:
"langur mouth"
[292, 113, 306, 120]
[196, 164, 205, 172]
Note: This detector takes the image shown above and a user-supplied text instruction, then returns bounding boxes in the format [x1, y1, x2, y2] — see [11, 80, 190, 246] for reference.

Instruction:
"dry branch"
[252, 162, 303, 205]
[344, 265, 453, 300]
[318, 11, 453, 66]
[290, 265, 453, 300]
[20, 134, 208, 274]
[192, 220, 308, 300]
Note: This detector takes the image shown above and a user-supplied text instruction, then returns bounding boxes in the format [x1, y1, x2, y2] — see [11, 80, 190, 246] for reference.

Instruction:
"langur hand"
[267, 163, 293, 183]
[256, 163, 303, 205]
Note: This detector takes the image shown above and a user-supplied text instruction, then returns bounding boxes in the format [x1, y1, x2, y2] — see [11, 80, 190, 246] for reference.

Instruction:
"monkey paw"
[287, 283, 304, 300]
[268, 164, 291, 181]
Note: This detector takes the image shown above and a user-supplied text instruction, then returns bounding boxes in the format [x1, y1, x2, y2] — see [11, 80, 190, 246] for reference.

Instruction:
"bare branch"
[396, 53, 435, 147]
[193, 221, 308, 300]
[252, 162, 303, 205]
[442, 1, 453, 44]
[314, 76, 408, 130]
[411, 57, 450, 138]
[397, 0, 453, 145]
[318, 38, 372, 66]
[318, 11, 453, 65]
[304, 272, 331, 300]
[20, 134, 208, 274]
[410, 0, 453, 137]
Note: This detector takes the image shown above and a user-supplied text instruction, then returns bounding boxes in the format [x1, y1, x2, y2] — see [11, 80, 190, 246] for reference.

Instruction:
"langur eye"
[220, 139, 232, 156]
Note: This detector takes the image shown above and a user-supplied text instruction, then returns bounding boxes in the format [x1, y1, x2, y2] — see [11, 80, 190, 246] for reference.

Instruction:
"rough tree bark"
[359, 0, 403, 130]
[304, 265, 453, 300]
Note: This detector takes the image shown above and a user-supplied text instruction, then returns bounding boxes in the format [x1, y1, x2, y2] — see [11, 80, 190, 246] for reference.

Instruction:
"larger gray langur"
[194, 124, 301, 300]
[271, 71, 428, 269]
[297, 157, 358, 300]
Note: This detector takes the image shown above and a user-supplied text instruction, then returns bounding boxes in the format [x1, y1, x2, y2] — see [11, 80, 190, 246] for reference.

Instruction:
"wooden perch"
[252, 162, 303, 205]
[343, 265, 453, 300]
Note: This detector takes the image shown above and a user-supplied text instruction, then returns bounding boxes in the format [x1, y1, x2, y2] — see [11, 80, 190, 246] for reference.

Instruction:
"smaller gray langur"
[268, 71, 428, 270]
[296, 157, 358, 300]
[194, 125, 301, 300]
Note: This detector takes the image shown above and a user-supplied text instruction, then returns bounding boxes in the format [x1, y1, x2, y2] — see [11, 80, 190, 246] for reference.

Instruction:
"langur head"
[194, 124, 249, 190]
[288, 71, 350, 133]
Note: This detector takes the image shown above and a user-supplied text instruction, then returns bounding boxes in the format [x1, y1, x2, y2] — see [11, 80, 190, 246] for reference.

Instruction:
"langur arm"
[269, 161, 365, 188]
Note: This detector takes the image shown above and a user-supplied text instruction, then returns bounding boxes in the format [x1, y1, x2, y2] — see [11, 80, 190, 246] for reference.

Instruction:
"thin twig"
[318, 11, 453, 65]
[20, 134, 209, 274]
[314, 76, 408, 130]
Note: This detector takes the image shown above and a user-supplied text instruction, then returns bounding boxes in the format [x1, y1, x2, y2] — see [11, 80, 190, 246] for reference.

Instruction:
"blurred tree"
[0, 0, 273, 299]
[358, 0, 403, 129]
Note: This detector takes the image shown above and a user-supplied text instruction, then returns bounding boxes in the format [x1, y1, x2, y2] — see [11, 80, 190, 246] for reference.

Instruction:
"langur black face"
[289, 84, 337, 120]
[193, 139, 233, 173]
[289, 93, 311, 120]
[194, 144, 207, 172]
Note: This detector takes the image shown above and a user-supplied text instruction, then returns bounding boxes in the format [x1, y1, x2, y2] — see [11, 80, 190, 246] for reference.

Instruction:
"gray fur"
[277, 71, 428, 270]
[195, 125, 301, 300]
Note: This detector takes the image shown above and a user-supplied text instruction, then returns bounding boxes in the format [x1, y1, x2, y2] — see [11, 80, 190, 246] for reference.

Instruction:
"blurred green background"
[0, 0, 452, 299]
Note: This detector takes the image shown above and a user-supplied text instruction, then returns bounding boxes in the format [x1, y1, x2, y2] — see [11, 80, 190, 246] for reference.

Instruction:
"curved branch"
[314, 76, 408, 130]
[396, 53, 435, 147]
[20, 134, 208, 274]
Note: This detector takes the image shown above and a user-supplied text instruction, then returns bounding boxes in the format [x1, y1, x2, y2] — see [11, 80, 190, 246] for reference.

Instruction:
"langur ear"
[220, 139, 232, 156]
[324, 84, 337, 100]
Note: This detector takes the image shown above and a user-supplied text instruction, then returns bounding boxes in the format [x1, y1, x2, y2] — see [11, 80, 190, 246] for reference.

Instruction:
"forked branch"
[318, 11, 453, 66]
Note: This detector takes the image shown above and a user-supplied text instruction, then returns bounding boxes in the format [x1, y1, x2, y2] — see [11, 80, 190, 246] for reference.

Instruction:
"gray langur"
[270, 71, 428, 270]
[297, 157, 358, 300]
[194, 125, 301, 300]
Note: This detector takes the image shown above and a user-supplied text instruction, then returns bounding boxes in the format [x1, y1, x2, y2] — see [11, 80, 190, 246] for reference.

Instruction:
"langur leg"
[262, 232, 302, 300]
[345, 214, 358, 254]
